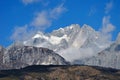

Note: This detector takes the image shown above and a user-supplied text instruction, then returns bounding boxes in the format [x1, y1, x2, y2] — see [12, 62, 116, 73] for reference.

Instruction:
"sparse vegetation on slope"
[0, 65, 120, 80]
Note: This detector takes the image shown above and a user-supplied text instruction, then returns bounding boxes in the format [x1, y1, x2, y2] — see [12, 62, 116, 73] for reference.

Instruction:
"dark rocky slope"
[0, 65, 120, 80]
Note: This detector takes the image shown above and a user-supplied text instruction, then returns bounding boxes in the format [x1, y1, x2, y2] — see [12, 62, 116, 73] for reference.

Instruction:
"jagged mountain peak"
[1, 24, 120, 69]
[81, 24, 95, 32]
[65, 24, 80, 29]
[51, 24, 80, 35]
[32, 24, 80, 39]
[32, 31, 46, 39]
[23, 24, 111, 53]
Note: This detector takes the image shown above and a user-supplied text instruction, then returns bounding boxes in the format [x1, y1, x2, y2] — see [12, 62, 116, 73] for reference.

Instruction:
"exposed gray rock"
[0, 43, 68, 70]
[0, 46, 5, 69]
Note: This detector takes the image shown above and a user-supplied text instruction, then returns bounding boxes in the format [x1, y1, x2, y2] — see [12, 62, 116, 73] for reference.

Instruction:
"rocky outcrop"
[0, 43, 68, 69]
[0, 46, 5, 69]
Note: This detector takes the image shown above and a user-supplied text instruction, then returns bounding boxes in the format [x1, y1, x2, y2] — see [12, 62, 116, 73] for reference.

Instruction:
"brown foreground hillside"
[0, 65, 120, 80]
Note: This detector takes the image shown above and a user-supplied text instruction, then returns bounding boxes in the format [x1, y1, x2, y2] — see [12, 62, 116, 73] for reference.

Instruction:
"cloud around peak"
[98, 0, 115, 42]
[11, 3, 67, 41]
[102, 16, 115, 33]
[50, 3, 67, 19]
[31, 11, 51, 29]
[100, 16, 115, 41]
[31, 3, 67, 30]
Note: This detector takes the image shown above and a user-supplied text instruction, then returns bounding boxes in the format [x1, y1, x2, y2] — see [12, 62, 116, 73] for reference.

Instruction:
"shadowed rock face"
[0, 46, 5, 69]
[0, 43, 68, 70]
[0, 46, 4, 64]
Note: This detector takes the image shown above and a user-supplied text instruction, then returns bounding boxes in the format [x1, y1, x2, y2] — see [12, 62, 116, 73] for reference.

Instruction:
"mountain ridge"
[24, 24, 111, 53]
[0, 44, 68, 70]
[0, 24, 120, 69]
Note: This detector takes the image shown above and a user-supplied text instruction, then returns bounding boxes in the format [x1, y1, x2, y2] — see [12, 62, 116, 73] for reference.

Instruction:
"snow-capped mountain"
[24, 24, 111, 62]
[0, 43, 68, 69]
[1, 24, 119, 69]
[24, 24, 81, 52]
[85, 33, 120, 69]
[24, 24, 108, 52]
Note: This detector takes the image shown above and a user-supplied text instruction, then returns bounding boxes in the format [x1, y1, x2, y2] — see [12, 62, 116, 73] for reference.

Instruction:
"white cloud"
[11, 3, 66, 41]
[59, 47, 94, 62]
[22, 0, 50, 6]
[102, 16, 115, 33]
[100, 0, 115, 41]
[31, 11, 51, 30]
[101, 16, 115, 40]
[31, 3, 66, 30]
[105, 1, 113, 14]
[22, 0, 38, 5]
[11, 25, 35, 41]
[50, 3, 67, 19]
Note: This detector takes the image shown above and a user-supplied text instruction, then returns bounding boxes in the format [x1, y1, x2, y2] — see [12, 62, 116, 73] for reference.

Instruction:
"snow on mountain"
[1, 24, 119, 69]
[85, 32, 120, 69]
[23, 24, 111, 63]
[24, 24, 81, 52]
[0, 43, 68, 69]
[116, 32, 120, 44]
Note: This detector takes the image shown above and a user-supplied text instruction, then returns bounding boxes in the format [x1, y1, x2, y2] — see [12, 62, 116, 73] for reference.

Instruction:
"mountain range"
[0, 24, 120, 69]
[24, 24, 111, 53]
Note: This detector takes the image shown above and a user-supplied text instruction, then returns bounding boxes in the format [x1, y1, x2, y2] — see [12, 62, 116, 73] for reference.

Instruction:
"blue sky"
[0, 0, 120, 47]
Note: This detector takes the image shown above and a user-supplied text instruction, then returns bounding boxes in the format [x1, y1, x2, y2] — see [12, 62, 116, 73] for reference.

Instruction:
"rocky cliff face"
[0, 46, 5, 69]
[0, 46, 4, 64]
[0, 43, 68, 69]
